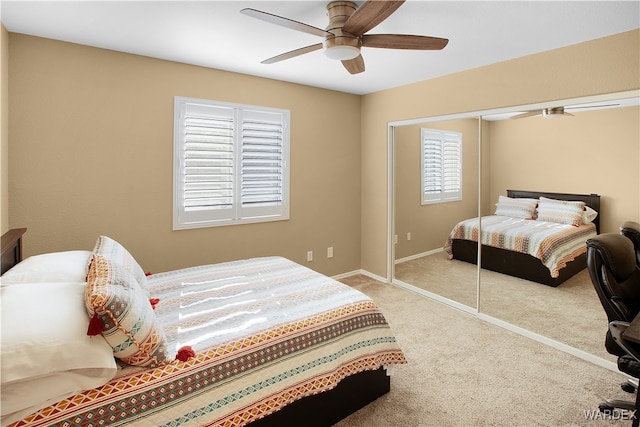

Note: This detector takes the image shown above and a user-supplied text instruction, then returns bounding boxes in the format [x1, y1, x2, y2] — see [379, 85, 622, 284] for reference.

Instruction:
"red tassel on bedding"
[176, 346, 196, 362]
[149, 298, 160, 309]
[87, 312, 105, 336]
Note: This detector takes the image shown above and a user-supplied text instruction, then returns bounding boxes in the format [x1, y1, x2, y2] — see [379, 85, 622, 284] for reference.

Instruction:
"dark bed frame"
[1, 227, 26, 275]
[451, 190, 601, 287]
[0, 228, 390, 426]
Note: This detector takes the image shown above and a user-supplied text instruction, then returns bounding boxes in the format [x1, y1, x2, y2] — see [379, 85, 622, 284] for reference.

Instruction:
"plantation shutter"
[421, 129, 462, 204]
[239, 109, 286, 218]
[182, 103, 234, 218]
[174, 97, 289, 229]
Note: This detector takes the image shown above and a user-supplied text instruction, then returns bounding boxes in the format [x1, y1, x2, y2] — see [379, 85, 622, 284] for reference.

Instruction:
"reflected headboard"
[1, 228, 27, 274]
[507, 189, 601, 233]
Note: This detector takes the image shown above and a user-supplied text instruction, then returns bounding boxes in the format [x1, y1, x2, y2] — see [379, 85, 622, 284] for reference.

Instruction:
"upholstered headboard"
[507, 190, 601, 233]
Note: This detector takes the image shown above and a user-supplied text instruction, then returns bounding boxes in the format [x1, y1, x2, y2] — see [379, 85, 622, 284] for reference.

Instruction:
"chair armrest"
[610, 321, 640, 364]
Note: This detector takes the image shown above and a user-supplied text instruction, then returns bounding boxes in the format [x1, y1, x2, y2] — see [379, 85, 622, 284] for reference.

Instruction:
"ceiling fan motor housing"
[542, 107, 566, 117]
[323, 1, 361, 60]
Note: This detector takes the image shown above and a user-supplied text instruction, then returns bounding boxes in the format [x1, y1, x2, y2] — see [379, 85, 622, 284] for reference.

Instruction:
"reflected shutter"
[421, 129, 462, 204]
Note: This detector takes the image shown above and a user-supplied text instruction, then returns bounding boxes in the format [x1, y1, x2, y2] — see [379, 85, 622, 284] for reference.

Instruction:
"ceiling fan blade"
[240, 8, 334, 38]
[342, 0, 405, 35]
[566, 103, 620, 111]
[510, 110, 543, 119]
[362, 34, 449, 50]
[261, 43, 323, 64]
[342, 55, 365, 74]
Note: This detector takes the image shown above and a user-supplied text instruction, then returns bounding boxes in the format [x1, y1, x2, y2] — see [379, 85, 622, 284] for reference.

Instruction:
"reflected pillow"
[536, 197, 586, 226]
[583, 206, 599, 224]
[494, 195, 538, 219]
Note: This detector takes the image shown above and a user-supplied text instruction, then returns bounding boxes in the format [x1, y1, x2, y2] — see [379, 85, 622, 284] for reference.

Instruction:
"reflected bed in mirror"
[447, 190, 601, 287]
[390, 90, 639, 367]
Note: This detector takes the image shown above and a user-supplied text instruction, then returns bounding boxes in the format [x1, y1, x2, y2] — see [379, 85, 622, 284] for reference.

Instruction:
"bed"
[443, 190, 601, 287]
[0, 231, 406, 427]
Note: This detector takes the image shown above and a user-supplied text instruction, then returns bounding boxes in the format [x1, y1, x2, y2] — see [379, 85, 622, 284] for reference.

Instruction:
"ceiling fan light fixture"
[323, 34, 361, 60]
[542, 107, 566, 118]
[324, 44, 360, 60]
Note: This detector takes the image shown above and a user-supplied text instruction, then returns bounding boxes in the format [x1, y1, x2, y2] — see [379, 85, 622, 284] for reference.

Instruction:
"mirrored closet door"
[389, 90, 639, 365]
[477, 93, 639, 363]
[391, 116, 481, 311]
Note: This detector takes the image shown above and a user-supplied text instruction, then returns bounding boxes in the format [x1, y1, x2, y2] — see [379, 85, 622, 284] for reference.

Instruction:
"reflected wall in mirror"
[478, 96, 640, 362]
[393, 117, 481, 310]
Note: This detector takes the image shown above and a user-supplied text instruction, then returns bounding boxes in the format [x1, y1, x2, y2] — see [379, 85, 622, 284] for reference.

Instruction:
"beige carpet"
[335, 274, 632, 427]
[394, 253, 612, 361]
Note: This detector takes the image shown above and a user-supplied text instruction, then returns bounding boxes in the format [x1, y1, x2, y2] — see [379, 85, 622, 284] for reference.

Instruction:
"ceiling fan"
[240, 0, 449, 75]
[510, 103, 620, 119]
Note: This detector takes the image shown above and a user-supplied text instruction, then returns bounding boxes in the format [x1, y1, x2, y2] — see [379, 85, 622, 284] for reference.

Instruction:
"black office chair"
[586, 233, 640, 415]
[621, 221, 640, 267]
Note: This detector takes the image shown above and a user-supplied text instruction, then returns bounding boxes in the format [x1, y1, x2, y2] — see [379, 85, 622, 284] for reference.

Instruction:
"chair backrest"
[620, 221, 640, 267]
[587, 234, 640, 356]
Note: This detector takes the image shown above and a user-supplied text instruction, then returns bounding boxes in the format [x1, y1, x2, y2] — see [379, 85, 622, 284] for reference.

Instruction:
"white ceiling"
[1, 1, 639, 95]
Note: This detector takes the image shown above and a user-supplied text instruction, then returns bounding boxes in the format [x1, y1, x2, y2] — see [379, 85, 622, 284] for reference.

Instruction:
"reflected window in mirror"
[420, 128, 462, 204]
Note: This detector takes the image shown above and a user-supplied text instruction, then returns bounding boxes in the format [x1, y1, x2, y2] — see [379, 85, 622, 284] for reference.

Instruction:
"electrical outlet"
[307, 251, 313, 262]
[327, 247, 334, 258]
[407, 232, 411, 241]
[394, 235, 398, 244]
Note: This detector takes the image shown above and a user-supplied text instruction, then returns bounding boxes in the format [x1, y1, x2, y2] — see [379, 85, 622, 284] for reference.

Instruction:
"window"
[173, 97, 290, 229]
[420, 128, 462, 204]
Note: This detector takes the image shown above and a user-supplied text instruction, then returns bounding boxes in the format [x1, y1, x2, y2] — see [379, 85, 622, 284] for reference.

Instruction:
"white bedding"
[4, 256, 406, 427]
[0, 282, 117, 424]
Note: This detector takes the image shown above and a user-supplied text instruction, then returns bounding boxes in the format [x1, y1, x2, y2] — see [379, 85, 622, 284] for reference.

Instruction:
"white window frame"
[420, 128, 462, 204]
[173, 96, 290, 229]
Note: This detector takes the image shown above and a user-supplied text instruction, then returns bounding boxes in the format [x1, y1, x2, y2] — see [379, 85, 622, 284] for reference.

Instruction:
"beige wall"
[361, 29, 640, 278]
[4, 29, 640, 279]
[1, 24, 8, 234]
[394, 118, 479, 259]
[487, 106, 640, 234]
[7, 34, 362, 275]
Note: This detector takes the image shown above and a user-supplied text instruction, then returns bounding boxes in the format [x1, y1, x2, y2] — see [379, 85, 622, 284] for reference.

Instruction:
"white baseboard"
[395, 247, 443, 265]
[332, 269, 388, 283]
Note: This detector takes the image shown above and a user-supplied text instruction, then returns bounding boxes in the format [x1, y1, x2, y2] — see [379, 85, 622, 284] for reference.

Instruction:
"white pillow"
[494, 195, 538, 219]
[0, 250, 91, 284]
[0, 282, 117, 415]
[583, 206, 599, 224]
[536, 196, 586, 226]
[1, 368, 117, 420]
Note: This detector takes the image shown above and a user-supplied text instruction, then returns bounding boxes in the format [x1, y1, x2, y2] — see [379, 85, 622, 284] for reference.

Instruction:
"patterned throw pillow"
[536, 196, 586, 226]
[93, 235, 148, 291]
[493, 195, 538, 219]
[85, 254, 169, 367]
